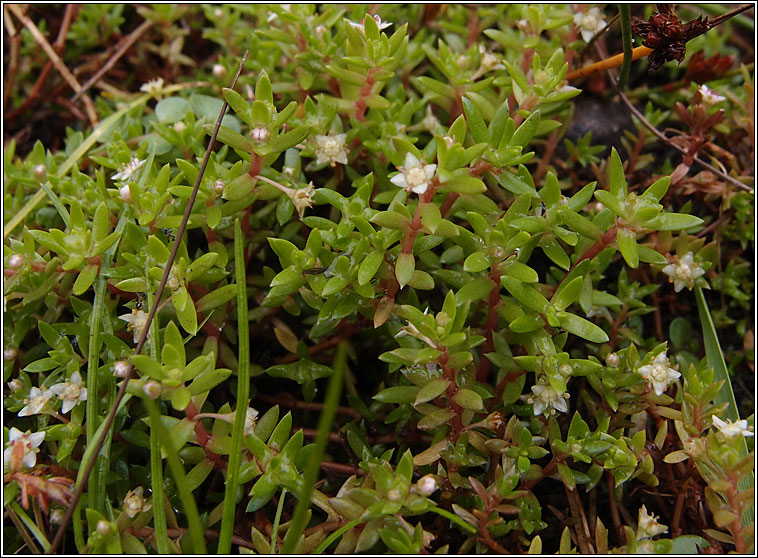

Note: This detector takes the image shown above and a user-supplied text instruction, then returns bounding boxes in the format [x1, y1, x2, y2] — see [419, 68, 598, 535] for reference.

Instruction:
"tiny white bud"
[606, 352, 620, 367]
[8, 378, 23, 391]
[214, 8, 223, 18]
[387, 488, 402, 502]
[213, 179, 225, 195]
[168, 277, 180, 290]
[173, 121, 186, 133]
[559, 364, 573, 377]
[8, 254, 25, 269]
[212, 64, 226, 78]
[50, 508, 65, 525]
[415, 474, 438, 496]
[119, 184, 132, 203]
[315, 24, 327, 36]
[96, 520, 112, 536]
[251, 126, 270, 143]
[33, 164, 46, 180]
[142, 381, 162, 399]
[113, 360, 131, 378]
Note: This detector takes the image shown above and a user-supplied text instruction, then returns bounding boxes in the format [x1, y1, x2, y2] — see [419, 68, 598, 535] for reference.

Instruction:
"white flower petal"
[412, 183, 429, 195]
[404, 152, 420, 169]
[423, 164, 437, 180]
[390, 174, 409, 188]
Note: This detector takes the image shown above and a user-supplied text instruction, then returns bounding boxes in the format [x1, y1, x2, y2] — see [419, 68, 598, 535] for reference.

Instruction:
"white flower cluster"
[4, 427, 45, 471]
[661, 252, 705, 292]
[528, 382, 569, 416]
[573, 7, 605, 43]
[711, 416, 754, 439]
[637, 350, 680, 396]
[390, 153, 437, 195]
[17, 372, 87, 418]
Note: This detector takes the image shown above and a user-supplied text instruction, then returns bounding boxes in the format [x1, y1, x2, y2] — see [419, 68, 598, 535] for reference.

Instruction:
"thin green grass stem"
[271, 488, 287, 554]
[617, 5, 633, 89]
[280, 342, 348, 554]
[148, 401, 170, 554]
[217, 218, 251, 553]
[312, 518, 362, 554]
[695, 286, 753, 525]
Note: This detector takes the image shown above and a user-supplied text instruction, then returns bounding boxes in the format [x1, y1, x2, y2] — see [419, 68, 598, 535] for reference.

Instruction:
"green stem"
[617, 5, 633, 90]
[271, 488, 287, 554]
[428, 505, 478, 534]
[148, 402, 170, 554]
[9, 500, 51, 551]
[86, 212, 127, 512]
[312, 518, 363, 554]
[280, 342, 348, 554]
[217, 219, 251, 553]
[143, 397, 207, 553]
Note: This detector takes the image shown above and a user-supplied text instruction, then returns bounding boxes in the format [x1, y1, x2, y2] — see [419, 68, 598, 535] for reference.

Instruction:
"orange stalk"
[566, 46, 653, 81]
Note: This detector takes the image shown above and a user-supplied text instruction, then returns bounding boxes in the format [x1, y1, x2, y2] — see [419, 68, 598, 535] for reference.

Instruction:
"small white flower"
[123, 486, 152, 518]
[711, 416, 754, 439]
[637, 350, 680, 396]
[111, 157, 146, 184]
[314, 133, 348, 166]
[173, 121, 186, 133]
[292, 182, 315, 218]
[244, 407, 259, 437]
[4, 427, 45, 471]
[140, 77, 165, 99]
[251, 126, 270, 144]
[528, 383, 569, 416]
[212, 64, 226, 78]
[349, 14, 391, 32]
[662, 252, 706, 292]
[574, 7, 606, 43]
[119, 308, 150, 344]
[8, 378, 23, 391]
[48, 371, 87, 414]
[390, 153, 437, 195]
[637, 505, 668, 540]
[698, 84, 726, 106]
[315, 24, 327, 37]
[50, 509, 65, 525]
[606, 352, 620, 368]
[18, 386, 53, 417]
[33, 164, 47, 180]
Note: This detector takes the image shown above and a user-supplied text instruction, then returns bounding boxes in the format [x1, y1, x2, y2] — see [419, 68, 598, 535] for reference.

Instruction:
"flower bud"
[8, 254, 25, 269]
[251, 126, 270, 143]
[8, 378, 22, 391]
[96, 520, 113, 536]
[119, 184, 132, 203]
[33, 164, 46, 180]
[415, 474, 438, 496]
[213, 179, 225, 195]
[212, 64, 226, 78]
[606, 352, 620, 367]
[173, 121, 186, 133]
[113, 360, 131, 378]
[386, 488, 402, 502]
[142, 381, 162, 399]
[50, 508, 65, 525]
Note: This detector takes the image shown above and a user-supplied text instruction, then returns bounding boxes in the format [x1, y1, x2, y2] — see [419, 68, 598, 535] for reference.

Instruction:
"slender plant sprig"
[617, 5, 633, 89]
[46, 50, 249, 555]
[280, 342, 348, 554]
[3, 95, 148, 239]
[695, 287, 754, 525]
[216, 218, 252, 553]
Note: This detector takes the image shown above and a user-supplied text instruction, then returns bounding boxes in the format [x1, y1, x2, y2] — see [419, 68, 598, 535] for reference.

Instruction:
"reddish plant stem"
[248, 152, 263, 177]
[533, 126, 561, 185]
[552, 224, 619, 295]
[438, 349, 464, 443]
[128, 526, 255, 550]
[354, 72, 376, 122]
[186, 401, 228, 470]
[257, 393, 363, 419]
[439, 192, 459, 218]
[476, 264, 502, 383]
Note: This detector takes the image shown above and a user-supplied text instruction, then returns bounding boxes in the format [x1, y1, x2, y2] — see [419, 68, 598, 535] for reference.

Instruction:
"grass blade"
[280, 342, 348, 554]
[695, 287, 753, 524]
[217, 218, 251, 553]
